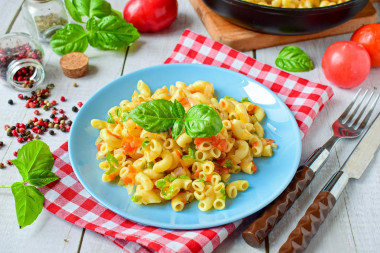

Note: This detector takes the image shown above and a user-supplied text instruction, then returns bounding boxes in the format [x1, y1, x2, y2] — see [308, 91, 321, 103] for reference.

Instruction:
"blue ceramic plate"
[69, 63, 301, 229]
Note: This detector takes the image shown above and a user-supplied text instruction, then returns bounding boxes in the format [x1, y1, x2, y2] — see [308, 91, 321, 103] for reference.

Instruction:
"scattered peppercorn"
[49, 130, 55, 135]
[60, 96, 66, 102]
[67, 120, 72, 126]
[59, 109, 64, 114]
[0, 141, 3, 147]
[0, 163, 5, 169]
[6, 160, 13, 166]
[34, 110, 40, 115]
[46, 83, 55, 89]
[73, 82, 78, 87]
[18, 94, 23, 99]
[60, 127, 66, 132]
[13, 151, 17, 157]
[77, 102, 83, 108]
[8, 99, 13, 105]
[72, 106, 78, 112]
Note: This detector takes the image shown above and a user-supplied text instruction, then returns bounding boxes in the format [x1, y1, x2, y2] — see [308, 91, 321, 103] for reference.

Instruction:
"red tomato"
[351, 24, 380, 67]
[322, 41, 371, 89]
[123, 0, 178, 32]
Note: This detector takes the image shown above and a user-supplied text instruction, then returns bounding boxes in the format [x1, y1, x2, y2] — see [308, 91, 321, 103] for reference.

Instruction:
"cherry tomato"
[123, 0, 178, 33]
[351, 24, 380, 67]
[322, 41, 371, 89]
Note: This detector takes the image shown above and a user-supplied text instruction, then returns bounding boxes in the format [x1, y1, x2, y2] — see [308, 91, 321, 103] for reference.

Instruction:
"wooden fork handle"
[242, 165, 314, 247]
[279, 191, 336, 253]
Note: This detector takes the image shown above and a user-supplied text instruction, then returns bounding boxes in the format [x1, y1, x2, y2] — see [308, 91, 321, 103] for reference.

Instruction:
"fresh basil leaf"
[129, 99, 176, 133]
[73, 0, 111, 18]
[275, 46, 314, 72]
[28, 169, 60, 187]
[171, 120, 185, 140]
[64, 0, 84, 23]
[50, 24, 88, 55]
[11, 182, 44, 229]
[185, 104, 223, 138]
[87, 16, 140, 50]
[11, 140, 54, 182]
[172, 100, 185, 118]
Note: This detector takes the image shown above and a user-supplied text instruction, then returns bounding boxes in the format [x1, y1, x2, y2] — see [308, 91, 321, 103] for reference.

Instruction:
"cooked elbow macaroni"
[243, 0, 351, 8]
[91, 80, 276, 212]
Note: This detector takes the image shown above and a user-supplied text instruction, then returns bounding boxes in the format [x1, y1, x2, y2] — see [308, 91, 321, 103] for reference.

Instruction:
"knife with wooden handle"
[279, 113, 380, 253]
[242, 134, 332, 246]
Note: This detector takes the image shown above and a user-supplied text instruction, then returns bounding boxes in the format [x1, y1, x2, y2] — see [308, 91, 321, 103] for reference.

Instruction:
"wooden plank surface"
[190, 0, 378, 51]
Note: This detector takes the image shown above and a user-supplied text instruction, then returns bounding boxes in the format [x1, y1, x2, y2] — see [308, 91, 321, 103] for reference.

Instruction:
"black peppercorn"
[72, 106, 78, 112]
[0, 141, 4, 147]
[8, 99, 13, 105]
[67, 120, 72, 126]
[49, 130, 55, 135]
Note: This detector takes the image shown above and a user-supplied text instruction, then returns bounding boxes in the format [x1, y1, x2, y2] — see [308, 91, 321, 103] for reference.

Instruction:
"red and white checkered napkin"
[40, 29, 333, 253]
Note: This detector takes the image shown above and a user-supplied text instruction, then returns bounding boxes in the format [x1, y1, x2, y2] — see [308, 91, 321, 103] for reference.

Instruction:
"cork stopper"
[59, 52, 89, 78]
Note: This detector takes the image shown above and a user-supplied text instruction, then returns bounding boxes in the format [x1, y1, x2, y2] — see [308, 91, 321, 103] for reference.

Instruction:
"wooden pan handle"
[242, 165, 314, 247]
[279, 191, 337, 253]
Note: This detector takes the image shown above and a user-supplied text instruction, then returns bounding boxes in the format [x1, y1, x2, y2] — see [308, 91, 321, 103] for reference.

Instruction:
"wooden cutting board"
[190, 0, 378, 51]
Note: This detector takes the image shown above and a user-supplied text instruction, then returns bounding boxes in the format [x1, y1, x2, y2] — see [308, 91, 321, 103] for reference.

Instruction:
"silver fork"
[306, 89, 379, 173]
[242, 88, 379, 247]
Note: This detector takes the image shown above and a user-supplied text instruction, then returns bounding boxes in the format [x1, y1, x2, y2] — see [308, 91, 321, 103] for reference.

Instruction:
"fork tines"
[340, 89, 379, 130]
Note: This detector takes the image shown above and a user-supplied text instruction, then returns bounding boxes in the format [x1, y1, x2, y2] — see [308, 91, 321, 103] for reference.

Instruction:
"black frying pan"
[202, 0, 369, 35]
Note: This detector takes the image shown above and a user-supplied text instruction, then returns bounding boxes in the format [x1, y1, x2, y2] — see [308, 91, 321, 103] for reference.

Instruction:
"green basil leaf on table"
[11, 182, 44, 229]
[73, 0, 111, 18]
[50, 24, 88, 55]
[171, 119, 185, 140]
[172, 99, 185, 118]
[185, 104, 223, 138]
[87, 16, 140, 50]
[275, 46, 314, 72]
[11, 140, 54, 182]
[64, 0, 84, 23]
[129, 99, 176, 133]
[28, 170, 60, 187]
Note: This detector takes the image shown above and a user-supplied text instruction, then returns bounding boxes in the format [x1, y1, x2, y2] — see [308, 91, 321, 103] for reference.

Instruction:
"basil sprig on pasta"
[129, 99, 223, 139]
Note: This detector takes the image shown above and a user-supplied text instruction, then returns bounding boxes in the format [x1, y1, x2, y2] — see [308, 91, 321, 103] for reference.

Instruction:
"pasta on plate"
[91, 80, 277, 212]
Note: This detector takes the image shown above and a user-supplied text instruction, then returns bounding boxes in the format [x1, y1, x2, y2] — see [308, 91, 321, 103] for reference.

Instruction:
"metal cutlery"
[279, 112, 380, 253]
[242, 89, 379, 247]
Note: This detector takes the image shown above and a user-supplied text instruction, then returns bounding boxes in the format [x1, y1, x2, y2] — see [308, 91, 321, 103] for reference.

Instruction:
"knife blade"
[279, 113, 380, 253]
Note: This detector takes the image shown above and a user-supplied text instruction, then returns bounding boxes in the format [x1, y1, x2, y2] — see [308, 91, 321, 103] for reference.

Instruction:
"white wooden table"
[0, 1, 379, 252]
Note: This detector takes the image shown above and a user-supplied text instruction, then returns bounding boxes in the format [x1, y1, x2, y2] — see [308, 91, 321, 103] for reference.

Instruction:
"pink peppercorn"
[77, 102, 83, 107]
[13, 151, 18, 157]
[6, 160, 13, 166]
[17, 137, 23, 143]
[18, 94, 23, 99]
[33, 117, 38, 122]
[60, 96, 66, 102]
[18, 128, 25, 133]
[66, 126, 71, 132]
[52, 110, 57, 114]
[12, 130, 18, 137]
[27, 138, 32, 142]
[51, 100, 57, 105]
[59, 109, 64, 114]
[19, 123, 25, 128]
[34, 110, 40, 115]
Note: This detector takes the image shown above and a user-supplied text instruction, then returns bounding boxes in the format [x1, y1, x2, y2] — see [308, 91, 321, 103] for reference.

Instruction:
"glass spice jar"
[22, 0, 69, 42]
[0, 33, 45, 92]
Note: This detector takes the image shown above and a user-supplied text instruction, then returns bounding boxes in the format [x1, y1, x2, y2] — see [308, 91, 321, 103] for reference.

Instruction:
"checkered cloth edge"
[164, 29, 334, 138]
[40, 29, 333, 253]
